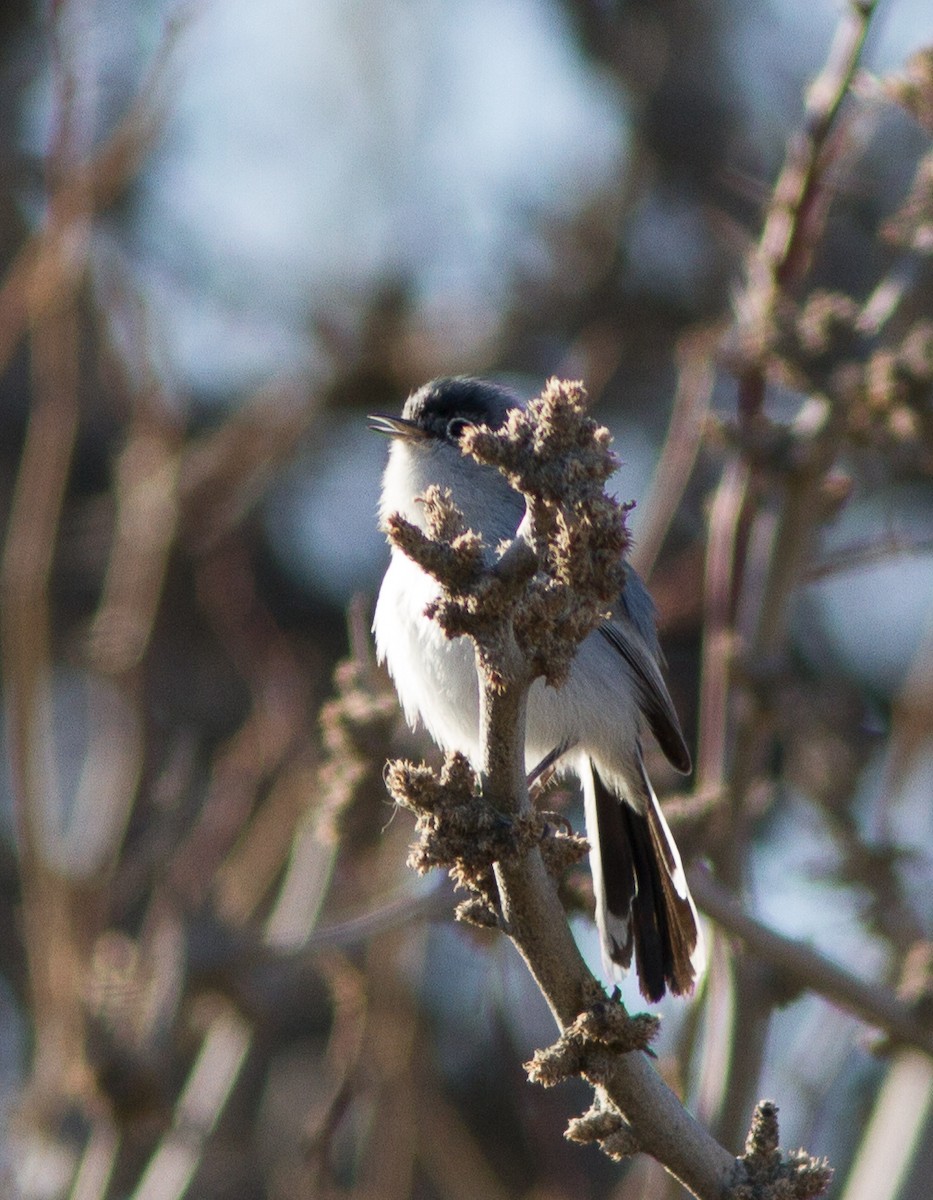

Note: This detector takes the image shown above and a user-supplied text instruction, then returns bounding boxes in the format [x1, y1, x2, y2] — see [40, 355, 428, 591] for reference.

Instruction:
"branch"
[0, 6, 190, 376]
[702, 2, 882, 1148]
[690, 865, 933, 1058]
[734, 0, 879, 424]
[630, 327, 718, 582]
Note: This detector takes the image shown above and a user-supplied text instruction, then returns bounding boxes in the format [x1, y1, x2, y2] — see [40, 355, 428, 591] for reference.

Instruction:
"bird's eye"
[446, 417, 473, 440]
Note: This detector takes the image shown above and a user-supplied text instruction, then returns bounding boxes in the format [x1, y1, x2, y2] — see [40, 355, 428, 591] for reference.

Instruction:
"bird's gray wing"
[599, 570, 691, 774]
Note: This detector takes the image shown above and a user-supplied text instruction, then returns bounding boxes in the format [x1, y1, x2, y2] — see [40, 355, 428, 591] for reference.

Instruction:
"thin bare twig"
[839, 1050, 933, 1200]
[736, 0, 879, 423]
[806, 532, 933, 581]
[128, 1005, 252, 1200]
[1, 225, 88, 1112]
[0, 7, 188, 375]
[701, 2, 881, 1153]
[690, 865, 933, 1058]
[630, 327, 718, 582]
[696, 459, 748, 818]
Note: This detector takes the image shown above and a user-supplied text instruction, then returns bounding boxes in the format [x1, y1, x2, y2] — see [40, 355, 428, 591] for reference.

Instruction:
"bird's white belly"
[373, 551, 483, 761]
[374, 549, 643, 785]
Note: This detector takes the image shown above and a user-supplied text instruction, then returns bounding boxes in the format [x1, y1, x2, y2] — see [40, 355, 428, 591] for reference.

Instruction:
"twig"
[69, 1118, 119, 1200]
[0, 6, 188, 375]
[736, 0, 879, 423]
[696, 460, 748, 820]
[304, 954, 369, 1192]
[690, 865, 933, 1058]
[856, 255, 922, 337]
[0, 225, 88, 1108]
[630, 328, 718, 582]
[805, 531, 933, 581]
[705, 2, 880, 1153]
[838, 1050, 933, 1200]
[304, 879, 449, 949]
[87, 251, 184, 677]
[128, 1004, 252, 1200]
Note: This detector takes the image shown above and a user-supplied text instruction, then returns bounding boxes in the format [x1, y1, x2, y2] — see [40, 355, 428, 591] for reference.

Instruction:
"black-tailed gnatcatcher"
[371, 377, 703, 1002]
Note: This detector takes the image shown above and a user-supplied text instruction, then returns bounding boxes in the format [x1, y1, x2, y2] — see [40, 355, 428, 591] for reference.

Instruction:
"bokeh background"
[0, 1, 932, 1197]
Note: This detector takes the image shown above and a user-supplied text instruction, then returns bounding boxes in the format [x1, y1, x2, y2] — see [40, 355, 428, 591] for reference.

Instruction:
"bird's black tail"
[584, 761, 703, 1002]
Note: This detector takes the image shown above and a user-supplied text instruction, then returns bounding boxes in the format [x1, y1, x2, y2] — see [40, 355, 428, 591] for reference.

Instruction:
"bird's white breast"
[373, 547, 483, 762]
[374, 544, 644, 786]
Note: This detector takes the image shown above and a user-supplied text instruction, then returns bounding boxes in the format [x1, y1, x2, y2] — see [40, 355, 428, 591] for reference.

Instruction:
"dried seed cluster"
[463, 377, 631, 687]
[727, 1102, 833, 1200]
[384, 751, 587, 922]
[525, 995, 660, 1089]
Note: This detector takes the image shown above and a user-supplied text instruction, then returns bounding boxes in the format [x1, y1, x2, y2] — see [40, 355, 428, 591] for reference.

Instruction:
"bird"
[370, 376, 703, 1002]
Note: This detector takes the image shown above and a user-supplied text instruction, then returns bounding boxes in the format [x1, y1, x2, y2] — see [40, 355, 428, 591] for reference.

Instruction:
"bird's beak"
[367, 414, 428, 440]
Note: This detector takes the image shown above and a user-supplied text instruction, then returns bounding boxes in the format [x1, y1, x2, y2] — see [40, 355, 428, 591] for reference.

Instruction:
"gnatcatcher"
[371, 377, 703, 1001]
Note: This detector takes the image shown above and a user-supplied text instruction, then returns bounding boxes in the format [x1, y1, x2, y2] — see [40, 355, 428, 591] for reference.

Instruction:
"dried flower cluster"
[565, 1099, 641, 1162]
[525, 999, 660, 1090]
[385, 750, 588, 926]
[463, 377, 631, 687]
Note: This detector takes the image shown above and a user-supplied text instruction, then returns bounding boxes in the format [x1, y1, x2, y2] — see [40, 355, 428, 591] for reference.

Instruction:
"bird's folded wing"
[597, 620, 691, 774]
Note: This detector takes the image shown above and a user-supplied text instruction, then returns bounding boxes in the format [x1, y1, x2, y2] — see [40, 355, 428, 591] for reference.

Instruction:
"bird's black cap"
[401, 377, 518, 440]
